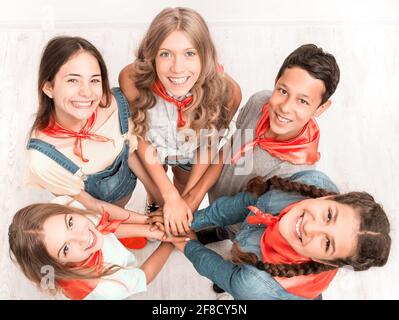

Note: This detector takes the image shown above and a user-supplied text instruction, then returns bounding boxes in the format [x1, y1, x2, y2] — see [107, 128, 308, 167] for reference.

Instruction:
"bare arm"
[127, 151, 163, 205]
[224, 72, 242, 118]
[118, 63, 139, 102]
[114, 223, 186, 242]
[181, 145, 214, 197]
[120, 63, 192, 236]
[74, 190, 147, 224]
[120, 64, 164, 205]
[135, 138, 192, 236]
[173, 240, 188, 253]
[182, 146, 226, 212]
[182, 72, 240, 211]
[140, 242, 175, 285]
[182, 163, 211, 200]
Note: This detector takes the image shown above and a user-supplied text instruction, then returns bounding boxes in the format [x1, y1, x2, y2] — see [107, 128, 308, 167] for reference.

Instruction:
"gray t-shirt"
[209, 90, 314, 203]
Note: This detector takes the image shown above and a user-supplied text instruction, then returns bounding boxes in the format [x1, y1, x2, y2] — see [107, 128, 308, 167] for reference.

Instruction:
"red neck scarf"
[151, 80, 193, 128]
[231, 103, 320, 165]
[41, 110, 113, 163]
[247, 203, 338, 299]
[58, 212, 146, 300]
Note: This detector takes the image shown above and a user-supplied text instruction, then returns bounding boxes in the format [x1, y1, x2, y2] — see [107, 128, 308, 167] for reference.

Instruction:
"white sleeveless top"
[146, 96, 201, 164]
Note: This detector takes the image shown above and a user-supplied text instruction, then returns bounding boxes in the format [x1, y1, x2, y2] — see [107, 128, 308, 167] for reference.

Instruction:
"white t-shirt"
[52, 196, 147, 300]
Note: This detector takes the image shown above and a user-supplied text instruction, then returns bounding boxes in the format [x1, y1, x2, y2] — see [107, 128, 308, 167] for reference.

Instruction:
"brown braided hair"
[231, 175, 391, 278]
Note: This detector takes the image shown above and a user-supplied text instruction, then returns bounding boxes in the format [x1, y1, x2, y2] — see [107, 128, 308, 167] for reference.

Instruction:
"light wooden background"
[1, 0, 398, 299]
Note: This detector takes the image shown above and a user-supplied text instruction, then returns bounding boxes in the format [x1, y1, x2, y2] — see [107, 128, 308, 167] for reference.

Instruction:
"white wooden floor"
[1, 0, 399, 300]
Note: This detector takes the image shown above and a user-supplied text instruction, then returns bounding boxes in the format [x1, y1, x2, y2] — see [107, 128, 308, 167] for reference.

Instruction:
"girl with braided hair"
[150, 170, 391, 299]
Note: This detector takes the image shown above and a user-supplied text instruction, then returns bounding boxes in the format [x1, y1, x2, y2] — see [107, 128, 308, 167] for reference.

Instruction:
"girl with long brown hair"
[8, 196, 184, 300]
[150, 170, 391, 299]
[25, 36, 163, 249]
[119, 7, 241, 237]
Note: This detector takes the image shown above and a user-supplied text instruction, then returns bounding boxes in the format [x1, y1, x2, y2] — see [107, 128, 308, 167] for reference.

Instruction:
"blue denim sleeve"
[190, 192, 257, 230]
[256, 170, 340, 215]
[184, 241, 306, 300]
[289, 170, 339, 193]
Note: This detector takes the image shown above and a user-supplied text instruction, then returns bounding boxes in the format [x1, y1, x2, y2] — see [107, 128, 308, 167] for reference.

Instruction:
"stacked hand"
[147, 209, 196, 248]
[160, 195, 193, 236]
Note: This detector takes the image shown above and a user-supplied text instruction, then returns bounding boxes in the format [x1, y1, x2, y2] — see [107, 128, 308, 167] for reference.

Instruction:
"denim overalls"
[27, 87, 137, 204]
[186, 170, 339, 300]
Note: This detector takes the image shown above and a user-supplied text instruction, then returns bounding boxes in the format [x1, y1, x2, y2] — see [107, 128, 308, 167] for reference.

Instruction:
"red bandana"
[151, 80, 193, 128]
[231, 103, 320, 165]
[247, 203, 338, 299]
[58, 212, 146, 300]
[41, 110, 114, 163]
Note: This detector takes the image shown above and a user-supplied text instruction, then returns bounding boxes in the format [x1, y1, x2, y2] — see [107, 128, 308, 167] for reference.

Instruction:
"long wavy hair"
[231, 176, 391, 278]
[30, 36, 112, 136]
[130, 7, 232, 137]
[8, 203, 121, 295]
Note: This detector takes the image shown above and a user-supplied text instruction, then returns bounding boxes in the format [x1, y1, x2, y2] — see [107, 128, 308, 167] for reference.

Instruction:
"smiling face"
[42, 51, 103, 131]
[279, 198, 360, 263]
[42, 213, 104, 264]
[266, 66, 331, 141]
[155, 30, 201, 97]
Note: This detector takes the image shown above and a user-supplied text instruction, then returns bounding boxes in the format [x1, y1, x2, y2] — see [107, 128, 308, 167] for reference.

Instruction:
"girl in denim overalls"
[24, 36, 162, 248]
[119, 7, 242, 236]
[152, 170, 391, 299]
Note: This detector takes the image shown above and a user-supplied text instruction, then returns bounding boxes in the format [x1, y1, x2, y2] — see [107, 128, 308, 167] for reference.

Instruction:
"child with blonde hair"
[119, 7, 241, 236]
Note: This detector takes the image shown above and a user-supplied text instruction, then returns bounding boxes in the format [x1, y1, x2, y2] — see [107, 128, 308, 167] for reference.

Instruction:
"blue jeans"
[185, 170, 339, 300]
[83, 140, 137, 203]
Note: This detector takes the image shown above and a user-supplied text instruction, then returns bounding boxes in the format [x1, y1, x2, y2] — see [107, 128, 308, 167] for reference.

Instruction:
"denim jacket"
[185, 170, 339, 300]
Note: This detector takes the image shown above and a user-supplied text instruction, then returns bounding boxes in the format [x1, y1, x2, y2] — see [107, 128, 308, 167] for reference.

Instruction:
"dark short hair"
[275, 44, 340, 105]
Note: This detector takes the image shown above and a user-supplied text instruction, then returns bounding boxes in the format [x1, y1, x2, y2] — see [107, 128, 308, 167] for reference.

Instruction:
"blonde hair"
[8, 203, 121, 295]
[130, 7, 232, 137]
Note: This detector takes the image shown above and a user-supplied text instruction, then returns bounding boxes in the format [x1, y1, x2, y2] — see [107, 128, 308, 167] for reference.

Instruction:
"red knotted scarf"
[246, 203, 338, 299]
[41, 109, 114, 163]
[231, 103, 320, 165]
[151, 80, 193, 128]
[58, 212, 146, 300]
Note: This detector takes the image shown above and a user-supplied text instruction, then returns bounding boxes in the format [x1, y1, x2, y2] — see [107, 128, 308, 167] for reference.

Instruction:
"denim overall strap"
[81, 89, 137, 203]
[27, 138, 80, 174]
[112, 87, 130, 135]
